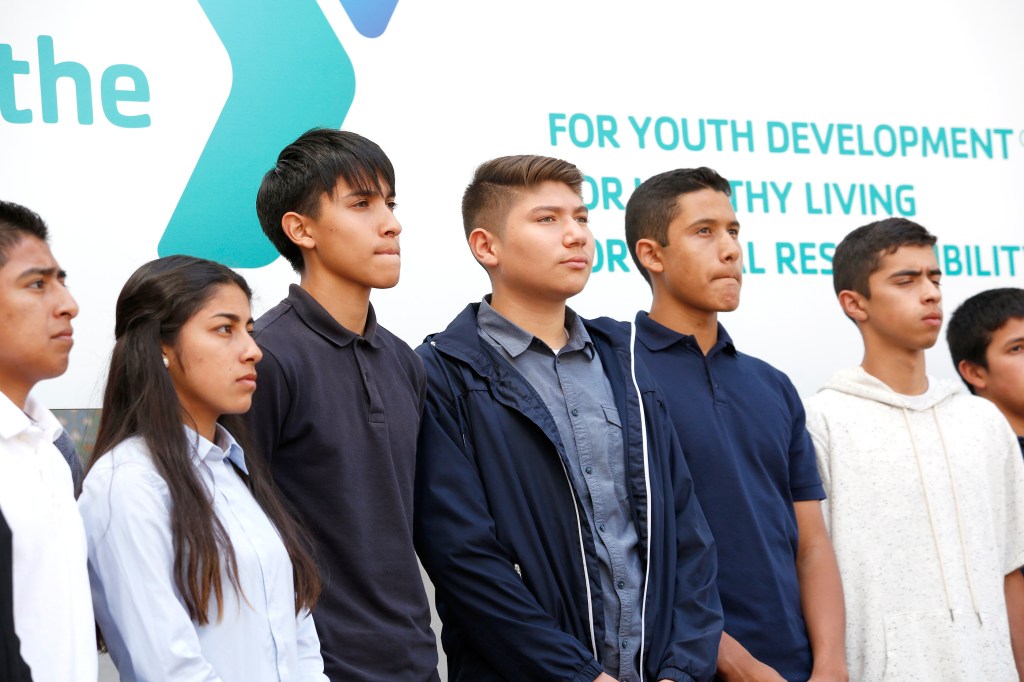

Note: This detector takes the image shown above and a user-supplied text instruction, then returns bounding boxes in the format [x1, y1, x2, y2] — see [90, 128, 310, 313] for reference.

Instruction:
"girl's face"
[162, 283, 261, 441]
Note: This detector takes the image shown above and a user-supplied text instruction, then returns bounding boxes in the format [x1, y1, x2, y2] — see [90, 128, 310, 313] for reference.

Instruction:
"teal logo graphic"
[159, 0, 398, 268]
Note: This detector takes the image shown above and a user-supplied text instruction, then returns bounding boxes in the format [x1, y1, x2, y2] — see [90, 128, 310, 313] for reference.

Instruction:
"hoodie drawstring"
[933, 409, 984, 624]
[902, 407, 983, 624]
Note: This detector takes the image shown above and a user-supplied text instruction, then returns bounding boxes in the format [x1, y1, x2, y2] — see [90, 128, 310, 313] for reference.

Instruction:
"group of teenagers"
[1, 127, 1024, 682]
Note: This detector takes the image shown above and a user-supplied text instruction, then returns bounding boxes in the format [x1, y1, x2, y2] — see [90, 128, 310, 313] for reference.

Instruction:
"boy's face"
[856, 244, 943, 352]
[0, 235, 79, 406]
[303, 176, 402, 290]
[485, 181, 593, 303]
[971, 316, 1024, 421]
[653, 188, 742, 315]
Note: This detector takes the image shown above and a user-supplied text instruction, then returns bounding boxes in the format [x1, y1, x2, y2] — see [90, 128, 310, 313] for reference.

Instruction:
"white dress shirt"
[79, 425, 326, 682]
[0, 391, 97, 682]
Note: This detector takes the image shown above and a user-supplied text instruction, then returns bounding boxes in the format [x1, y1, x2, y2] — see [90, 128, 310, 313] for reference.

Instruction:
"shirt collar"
[184, 424, 249, 475]
[635, 311, 736, 355]
[286, 284, 385, 350]
[0, 391, 63, 442]
[477, 297, 595, 359]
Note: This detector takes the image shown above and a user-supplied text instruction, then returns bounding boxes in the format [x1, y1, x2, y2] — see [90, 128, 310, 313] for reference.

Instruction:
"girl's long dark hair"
[90, 255, 320, 624]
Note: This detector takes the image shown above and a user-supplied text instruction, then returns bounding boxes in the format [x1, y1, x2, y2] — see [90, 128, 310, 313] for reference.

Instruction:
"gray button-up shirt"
[477, 300, 643, 681]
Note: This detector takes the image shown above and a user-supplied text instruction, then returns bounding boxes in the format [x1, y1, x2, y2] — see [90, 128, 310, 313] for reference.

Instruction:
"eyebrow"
[17, 266, 65, 279]
[888, 268, 942, 278]
[529, 205, 589, 214]
[209, 312, 254, 325]
[343, 188, 396, 200]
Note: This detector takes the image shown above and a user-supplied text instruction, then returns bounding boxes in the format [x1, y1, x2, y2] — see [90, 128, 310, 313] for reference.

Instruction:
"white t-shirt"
[0, 391, 96, 681]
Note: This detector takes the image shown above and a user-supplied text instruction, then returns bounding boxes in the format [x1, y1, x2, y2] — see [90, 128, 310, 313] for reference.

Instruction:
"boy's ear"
[957, 359, 989, 392]
[468, 228, 500, 268]
[281, 212, 317, 250]
[634, 238, 664, 276]
[838, 289, 869, 323]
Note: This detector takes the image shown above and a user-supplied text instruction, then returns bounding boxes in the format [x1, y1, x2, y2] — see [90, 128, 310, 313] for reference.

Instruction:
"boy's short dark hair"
[947, 288, 1024, 393]
[832, 218, 937, 297]
[256, 128, 396, 273]
[462, 155, 584, 239]
[624, 167, 732, 285]
[0, 201, 49, 267]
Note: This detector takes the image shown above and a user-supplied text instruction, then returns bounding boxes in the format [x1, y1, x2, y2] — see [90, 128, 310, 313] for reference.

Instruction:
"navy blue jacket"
[414, 304, 722, 682]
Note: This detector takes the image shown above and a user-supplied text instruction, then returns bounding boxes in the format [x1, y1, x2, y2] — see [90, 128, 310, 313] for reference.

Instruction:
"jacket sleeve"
[652, 394, 723, 682]
[413, 349, 603, 682]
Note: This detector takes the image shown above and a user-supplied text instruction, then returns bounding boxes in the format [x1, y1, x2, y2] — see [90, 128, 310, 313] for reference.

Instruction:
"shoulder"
[732, 350, 801, 394]
[253, 297, 302, 346]
[81, 437, 167, 498]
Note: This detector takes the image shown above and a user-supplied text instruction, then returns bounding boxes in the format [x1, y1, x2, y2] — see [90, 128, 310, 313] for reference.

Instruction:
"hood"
[821, 366, 964, 411]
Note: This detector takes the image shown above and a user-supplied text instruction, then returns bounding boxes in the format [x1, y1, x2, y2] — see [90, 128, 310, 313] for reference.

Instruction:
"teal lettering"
[745, 241, 765, 274]
[799, 242, 818, 274]
[568, 113, 595, 147]
[767, 121, 788, 152]
[811, 122, 833, 154]
[1000, 245, 1020, 276]
[628, 115, 651, 149]
[600, 176, 624, 210]
[595, 114, 619, 148]
[791, 122, 810, 154]
[874, 125, 896, 157]
[681, 118, 705, 151]
[943, 245, 963, 276]
[922, 127, 948, 157]
[549, 113, 567, 145]
[836, 124, 854, 155]
[38, 35, 92, 124]
[100, 64, 150, 128]
[776, 242, 797, 273]
[606, 239, 629, 272]
[898, 126, 918, 156]
[731, 119, 754, 152]
[0, 43, 31, 123]
[950, 127, 967, 158]
[654, 116, 678, 150]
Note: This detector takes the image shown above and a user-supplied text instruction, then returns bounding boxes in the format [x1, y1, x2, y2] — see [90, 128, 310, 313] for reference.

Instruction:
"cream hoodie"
[805, 366, 1024, 682]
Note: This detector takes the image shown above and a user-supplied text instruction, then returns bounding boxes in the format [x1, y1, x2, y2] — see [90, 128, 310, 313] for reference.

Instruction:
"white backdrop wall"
[2, 0, 1023, 409]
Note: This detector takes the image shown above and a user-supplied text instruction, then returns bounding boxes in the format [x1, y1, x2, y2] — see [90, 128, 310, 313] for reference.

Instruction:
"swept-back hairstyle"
[831, 218, 936, 297]
[256, 128, 396, 273]
[624, 167, 732, 285]
[0, 200, 49, 266]
[461, 155, 584, 239]
[947, 287, 1024, 393]
[90, 255, 319, 623]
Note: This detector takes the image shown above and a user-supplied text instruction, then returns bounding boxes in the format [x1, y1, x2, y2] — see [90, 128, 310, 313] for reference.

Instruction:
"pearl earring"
[162, 355, 169, 369]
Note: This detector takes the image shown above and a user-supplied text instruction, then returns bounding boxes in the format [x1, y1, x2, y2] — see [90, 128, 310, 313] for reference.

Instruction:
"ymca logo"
[158, 0, 400, 268]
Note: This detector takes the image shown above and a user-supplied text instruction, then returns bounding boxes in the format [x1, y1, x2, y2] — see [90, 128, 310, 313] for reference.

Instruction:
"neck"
[0, 377, 31, 412]
[489, 289, 568, 350]
[860, 342, 929, 395]
[300, 268, 371, 335]
[648, 293, 719, 355]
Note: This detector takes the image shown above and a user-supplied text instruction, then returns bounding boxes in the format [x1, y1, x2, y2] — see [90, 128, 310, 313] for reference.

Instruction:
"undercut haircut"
[947, 287, 1024, 393]
[257, 128, 396, 273]
[624, 167, 732, 285]
[461, 155, 584, 239]
[831, 217, 937, 298]
[0, 201, 49, 267]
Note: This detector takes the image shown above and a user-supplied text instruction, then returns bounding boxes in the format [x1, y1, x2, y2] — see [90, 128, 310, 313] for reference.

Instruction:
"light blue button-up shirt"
[78, 425, 326, 682]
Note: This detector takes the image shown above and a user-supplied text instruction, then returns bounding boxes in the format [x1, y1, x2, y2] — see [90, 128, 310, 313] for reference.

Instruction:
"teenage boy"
[947, 287, 1024, 454]
[804, 218, 1024, 680]
[248, 129, 438, 681]
[414, 155, 722, 682]
[624, 168, 846, 682]
[0, 201, 96, 680]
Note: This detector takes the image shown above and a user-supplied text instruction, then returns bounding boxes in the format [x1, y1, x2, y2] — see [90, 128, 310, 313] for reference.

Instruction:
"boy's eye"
[575, 215, 589, 224]
[387, 201, 398, 210]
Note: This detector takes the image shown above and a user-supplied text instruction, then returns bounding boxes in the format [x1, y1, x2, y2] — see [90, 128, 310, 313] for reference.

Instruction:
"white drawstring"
[933, 409, 984, 624]
[902, 408, 956, 621]
[629, 322, 652, 682]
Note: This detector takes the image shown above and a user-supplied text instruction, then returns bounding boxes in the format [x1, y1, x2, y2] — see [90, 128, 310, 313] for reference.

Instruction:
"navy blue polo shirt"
[635, 312, 824, 681]
[246, 285, 438, 682]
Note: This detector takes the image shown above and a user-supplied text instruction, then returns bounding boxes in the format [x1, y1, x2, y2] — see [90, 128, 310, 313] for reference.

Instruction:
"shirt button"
[598, 523, 606, 532]
[571, 408, 579, 417]
[584, 465, 593, 475]
[617, 579, 625, 589]
[621, 640, 629, 649]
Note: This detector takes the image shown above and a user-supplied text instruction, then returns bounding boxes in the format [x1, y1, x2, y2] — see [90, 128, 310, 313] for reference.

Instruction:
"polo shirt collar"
[185, 423, 248, 474]
[286, 284, 385, 349]
[477, 297, 595, 359]
[0, 391, 62, 442]
[635, 311, 736, 355]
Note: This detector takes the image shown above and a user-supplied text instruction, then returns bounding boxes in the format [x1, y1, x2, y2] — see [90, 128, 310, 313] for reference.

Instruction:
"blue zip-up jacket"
[414, 304, 722, 682]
